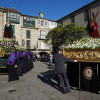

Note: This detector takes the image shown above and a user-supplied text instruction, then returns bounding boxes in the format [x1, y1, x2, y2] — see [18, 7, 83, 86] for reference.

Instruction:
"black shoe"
[63, 91, 67, 94]
[58, 83, 60, 88]
[66, 90, 71, 93]
[62, 90, 67, 94]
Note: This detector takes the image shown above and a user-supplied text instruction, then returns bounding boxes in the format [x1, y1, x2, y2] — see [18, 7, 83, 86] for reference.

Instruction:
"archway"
[38, 52, 49, 62]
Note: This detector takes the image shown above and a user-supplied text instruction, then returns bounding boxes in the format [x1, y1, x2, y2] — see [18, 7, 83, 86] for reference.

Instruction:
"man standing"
[53, 48, 77, 94]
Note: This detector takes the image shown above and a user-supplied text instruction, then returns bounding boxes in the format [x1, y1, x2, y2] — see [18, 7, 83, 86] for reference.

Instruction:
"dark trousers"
[8, 65, 19, 82]
[56, 72, 70, 92]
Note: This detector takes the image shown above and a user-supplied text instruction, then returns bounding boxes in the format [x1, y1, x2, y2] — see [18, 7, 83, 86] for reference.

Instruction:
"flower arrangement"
[64, 36, 100, 50]
[0, 38, 25, 55]
[63, 36, 100, 60]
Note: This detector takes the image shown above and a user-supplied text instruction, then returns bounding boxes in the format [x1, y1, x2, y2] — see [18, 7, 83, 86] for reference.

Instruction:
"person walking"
[53, 48, 77, 94]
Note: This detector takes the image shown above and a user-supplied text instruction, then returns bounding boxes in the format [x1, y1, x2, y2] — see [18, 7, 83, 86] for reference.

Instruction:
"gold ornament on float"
[0, 47, 4, 57]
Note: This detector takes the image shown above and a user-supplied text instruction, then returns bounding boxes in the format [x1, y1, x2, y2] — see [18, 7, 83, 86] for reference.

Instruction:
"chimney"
[39, 12, 43, 18]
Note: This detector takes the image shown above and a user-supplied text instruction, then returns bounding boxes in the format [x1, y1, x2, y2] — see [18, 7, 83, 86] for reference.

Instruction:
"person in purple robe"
[7, 51, 19, 82]
[16, 51, 23, 76]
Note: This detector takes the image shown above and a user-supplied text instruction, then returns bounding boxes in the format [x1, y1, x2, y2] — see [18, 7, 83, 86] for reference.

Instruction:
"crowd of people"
[7, 51, 34, 82]
[7, 51, 54, 82]
[32, 53, 52, 62]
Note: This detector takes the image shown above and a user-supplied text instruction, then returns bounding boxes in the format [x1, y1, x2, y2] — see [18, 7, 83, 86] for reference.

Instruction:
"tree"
[45, 23, 88, 52]
[45, 24, 63, 52]
[63, 23, 88, 45]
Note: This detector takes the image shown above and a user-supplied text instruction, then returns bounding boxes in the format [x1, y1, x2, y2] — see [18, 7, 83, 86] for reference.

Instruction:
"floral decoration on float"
[0, 38, 26, 56]
[63, 36, 100, 61]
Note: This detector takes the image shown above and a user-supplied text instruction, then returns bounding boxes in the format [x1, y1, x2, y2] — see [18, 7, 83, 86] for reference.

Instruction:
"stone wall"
[58, 0, 100, 32]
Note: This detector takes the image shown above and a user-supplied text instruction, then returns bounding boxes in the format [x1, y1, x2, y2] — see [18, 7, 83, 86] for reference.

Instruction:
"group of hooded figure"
[7, 51, 34, 82]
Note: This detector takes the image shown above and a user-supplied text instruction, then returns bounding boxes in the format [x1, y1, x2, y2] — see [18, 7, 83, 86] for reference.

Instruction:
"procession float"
[0, 38, 25, 74]
[62, 36, 100, 94]
[63, 36, 100, 61]
[61, 9, 100, 93]
[0, 20, 26, 74]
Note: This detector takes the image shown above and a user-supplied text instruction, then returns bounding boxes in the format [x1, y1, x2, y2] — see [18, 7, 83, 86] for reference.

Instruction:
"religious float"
[0, 38, 25, 74]
[0, 21, 34, 83]
[63, 36, 100, 93]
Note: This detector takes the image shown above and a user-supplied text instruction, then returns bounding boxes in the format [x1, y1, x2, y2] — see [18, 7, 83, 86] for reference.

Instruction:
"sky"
[0, 0, 94, 21]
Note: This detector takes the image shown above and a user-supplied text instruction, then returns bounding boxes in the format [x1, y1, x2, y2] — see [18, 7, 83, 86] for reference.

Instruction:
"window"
[84, 9, 89, 21]
[12, 25, 15, 34]
[50, 22, 53, 25]
[41, 20, 44, 27]
[40, 30, 43, 39]
[40, 30, 45, 39]
[45, 21, 47, 25]
[71, 16, 75, 23]
[59, 21, 63, 26]
[38, 20, 40, 24]
[26, 40, 30, 48]
[26, 30, 30, 39]
[54, 22, 57, 26]
[41, 42, 45, 49]
[23, 16, 35, 28]
[43, 31, 45, 39]
[6, 12, 20, 24]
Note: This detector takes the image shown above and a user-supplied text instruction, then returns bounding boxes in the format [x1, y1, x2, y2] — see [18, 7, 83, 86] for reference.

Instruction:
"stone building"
[57, 0, 100, 32]
[0, 7, 57, 54]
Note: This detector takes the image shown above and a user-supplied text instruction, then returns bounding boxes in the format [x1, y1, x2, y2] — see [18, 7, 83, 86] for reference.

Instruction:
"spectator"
[49, 53, 53, 69]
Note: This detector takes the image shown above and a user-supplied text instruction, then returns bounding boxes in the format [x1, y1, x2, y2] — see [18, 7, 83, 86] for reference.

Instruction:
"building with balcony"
[0, 7, 57, 54]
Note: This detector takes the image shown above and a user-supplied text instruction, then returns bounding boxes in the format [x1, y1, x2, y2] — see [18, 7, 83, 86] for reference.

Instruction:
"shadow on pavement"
[41, 62, 55, 69]
[37, 70, 61, 92]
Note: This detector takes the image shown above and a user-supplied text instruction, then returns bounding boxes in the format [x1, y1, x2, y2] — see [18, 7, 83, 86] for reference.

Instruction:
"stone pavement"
[0, 61, 100, 100]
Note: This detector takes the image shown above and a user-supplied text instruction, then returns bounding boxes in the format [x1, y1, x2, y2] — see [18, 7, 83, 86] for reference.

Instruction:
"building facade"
[57, 0, 100, 32]
[0, 7, 57, 54]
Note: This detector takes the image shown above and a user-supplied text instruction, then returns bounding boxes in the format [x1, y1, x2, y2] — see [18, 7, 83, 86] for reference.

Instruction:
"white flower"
[64, 36, 100, 49]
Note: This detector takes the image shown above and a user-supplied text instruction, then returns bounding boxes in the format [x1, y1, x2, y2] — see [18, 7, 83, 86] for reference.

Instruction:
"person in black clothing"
[53, 48, 77, 94]
[7, 51, 19, 82]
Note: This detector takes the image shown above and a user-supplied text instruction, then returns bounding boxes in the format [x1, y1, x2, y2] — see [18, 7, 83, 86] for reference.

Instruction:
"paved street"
[0, 61, 100, 100]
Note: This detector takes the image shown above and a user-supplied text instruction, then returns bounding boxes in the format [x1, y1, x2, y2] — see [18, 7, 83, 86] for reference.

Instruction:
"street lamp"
[12, 35, 16, 44]
[22, 39, 25, 47]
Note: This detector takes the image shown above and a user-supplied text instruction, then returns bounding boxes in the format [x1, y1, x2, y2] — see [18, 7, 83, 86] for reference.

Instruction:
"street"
[0, 61, 100, 100]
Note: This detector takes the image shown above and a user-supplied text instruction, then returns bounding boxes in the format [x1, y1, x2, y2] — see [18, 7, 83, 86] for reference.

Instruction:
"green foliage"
[45, 23, 88, 48]
[63, 23, 88, 45]
[45, 24, 63, 48]
[15, 41, 19, 45]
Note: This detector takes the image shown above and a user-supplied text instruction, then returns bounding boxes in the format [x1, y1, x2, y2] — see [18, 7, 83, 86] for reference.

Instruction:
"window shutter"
[26, 30, 30, 39]
[26, 40, 30, 48]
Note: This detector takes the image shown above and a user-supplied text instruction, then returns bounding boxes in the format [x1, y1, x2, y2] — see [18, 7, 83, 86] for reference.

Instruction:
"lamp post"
[22, 39, 25, 47]
[12, 35, 16, 44]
